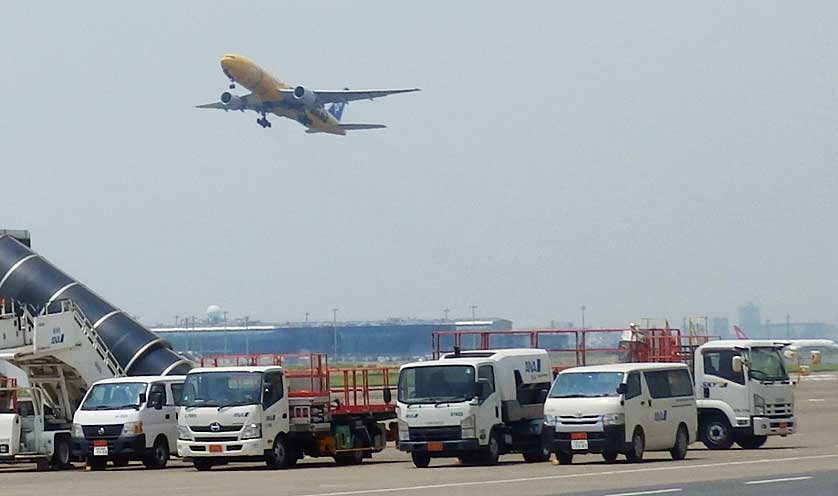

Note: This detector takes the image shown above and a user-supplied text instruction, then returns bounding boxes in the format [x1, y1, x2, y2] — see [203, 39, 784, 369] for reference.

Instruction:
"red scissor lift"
[199, 353, 396, 418]
[432, 328, 717, 370]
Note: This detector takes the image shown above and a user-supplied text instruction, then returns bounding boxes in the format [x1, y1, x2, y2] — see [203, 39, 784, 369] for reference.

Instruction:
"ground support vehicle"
[178, 353, 396, 470]
[693, 340, 795, 450]
[543, 363, 697, 464]
[71, 375, 185, 469]
[397, 348, 553, 467]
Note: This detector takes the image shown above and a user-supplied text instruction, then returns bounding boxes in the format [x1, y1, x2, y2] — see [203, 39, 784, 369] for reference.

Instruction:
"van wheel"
[626, 428, 645, 463]
[143, 436, 169, 469]
[193, 459, 213, 471]
[87, 457, 107, 471]
[523, 442, 551, 463]
[670, 425, 689, 460]
[602, 451, 618, 463]
[555, 451, 573, 465]
[735, 435, 768, 450]
[51, 436, 71, 469]
[266, 435, 293, 469]
[411, 452, 431, 468]
[481, 432, 500, 466]
[701, 416, 734, 450]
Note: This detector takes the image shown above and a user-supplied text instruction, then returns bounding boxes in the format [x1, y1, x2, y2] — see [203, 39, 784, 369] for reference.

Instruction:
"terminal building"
[151, 318, 513, 361]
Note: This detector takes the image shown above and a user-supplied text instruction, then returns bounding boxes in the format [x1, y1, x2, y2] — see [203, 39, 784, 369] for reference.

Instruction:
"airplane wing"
[277, 88, 420, 105]
[196, 101, 228, 109]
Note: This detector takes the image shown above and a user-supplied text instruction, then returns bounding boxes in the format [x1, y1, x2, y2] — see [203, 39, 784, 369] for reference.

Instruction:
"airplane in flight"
[197, 54, 420, 135]
[733, 325, 838, 350]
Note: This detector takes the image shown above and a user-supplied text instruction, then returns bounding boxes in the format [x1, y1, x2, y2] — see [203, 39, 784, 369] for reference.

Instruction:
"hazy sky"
[2, 2, 837, 328]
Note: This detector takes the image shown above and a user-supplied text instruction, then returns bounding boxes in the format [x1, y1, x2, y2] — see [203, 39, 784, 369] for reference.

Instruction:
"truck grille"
[189, 424, 242, 433]
[82, 424, 123, 439]
[408, 426, 461, 441]
[765, 403, 792, 418]
[193, 436, 239, 442]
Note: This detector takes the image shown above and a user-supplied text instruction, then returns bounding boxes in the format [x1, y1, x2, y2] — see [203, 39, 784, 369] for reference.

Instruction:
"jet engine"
[220, 91, 247, 110]
[292, 86, 317, 107]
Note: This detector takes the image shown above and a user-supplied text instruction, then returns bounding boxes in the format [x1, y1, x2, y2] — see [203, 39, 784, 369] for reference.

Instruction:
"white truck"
[693, 340, 795, 450]
[177, 361, 395, 471]
[396, 348, 553, 467]
[71, 375, 185, 469]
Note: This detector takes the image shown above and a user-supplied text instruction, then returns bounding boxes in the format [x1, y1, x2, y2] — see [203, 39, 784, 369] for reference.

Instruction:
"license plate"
[427, 442, 443, 452]
[209, 444, 223, 453]
[779, 422, 788, 429]
[570, 432, 588, 450]
[93, 440, 108, 457]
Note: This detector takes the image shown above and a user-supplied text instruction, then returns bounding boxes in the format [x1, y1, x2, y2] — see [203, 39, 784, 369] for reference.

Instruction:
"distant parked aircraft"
[733, 325, 837, 350]
[197, 54, 420, 135]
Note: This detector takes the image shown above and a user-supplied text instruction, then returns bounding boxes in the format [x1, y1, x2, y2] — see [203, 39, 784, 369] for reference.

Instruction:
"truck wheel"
[735, 435, 768, 450]
[701, 417, 734, 450]
[266, 435, 293, 469]
[36, 459, 51, 471]
[143, 436, 170, 469]
[555, 451, 573, 465]
[601, 451, 618, 463]
[51, 437, 71, 469]
[411, 452, 431, 468]
[670, 425, 689, 460]
[481, 432, 500, 466]
[193, 459, 213, 471]
[522, 442, 551, 463]
[626, 428, 645, 463]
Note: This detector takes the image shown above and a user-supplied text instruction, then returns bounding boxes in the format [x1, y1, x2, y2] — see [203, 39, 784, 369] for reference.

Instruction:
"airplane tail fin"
[327, 87, 350, 121]
[733, 325, 749, 339]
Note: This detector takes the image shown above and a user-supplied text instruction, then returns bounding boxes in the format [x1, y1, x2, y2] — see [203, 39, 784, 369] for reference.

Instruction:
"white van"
[72, 375, 185, 469]
[543, 363, 697, 464]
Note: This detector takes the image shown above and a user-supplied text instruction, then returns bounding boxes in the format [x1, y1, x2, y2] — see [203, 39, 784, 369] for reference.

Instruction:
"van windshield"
[398, 365, 475, 404]
[549, 372, 624, 398]
[748, 347, 788, 382]
[81, 382, 148, 410]
[181, 372, 262, 408]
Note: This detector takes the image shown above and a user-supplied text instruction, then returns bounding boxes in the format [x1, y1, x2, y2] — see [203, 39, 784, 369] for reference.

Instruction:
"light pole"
[305, 312, 310, 324]
[332, 308, 338, 358]
[443, 308, 450, 321]
[471, 305, 477, 321]
[223, 310, 228, 354]
[581, 305, 586, 329]
[786, 314, 791, 339]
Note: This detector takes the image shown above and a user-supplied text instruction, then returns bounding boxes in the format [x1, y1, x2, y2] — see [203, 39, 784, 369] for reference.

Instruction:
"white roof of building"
[559, 362, 689, 374]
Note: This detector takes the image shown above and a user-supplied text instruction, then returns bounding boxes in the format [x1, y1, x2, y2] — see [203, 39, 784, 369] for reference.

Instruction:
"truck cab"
[694, 340, 795, 450]
[177, 366, 291, 471]
[397, 348, 552, 468]
[0, 382, 72, 470]
[72, 375, 185, 469]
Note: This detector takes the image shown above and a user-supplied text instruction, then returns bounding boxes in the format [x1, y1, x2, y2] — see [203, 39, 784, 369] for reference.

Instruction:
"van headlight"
[240, 423, 262, 440]
[121, 421, 143, 437]
[72, 423, 84, 438]
[543, 415, 557, 427]
[461, 415, 477, 439]
[602, 413, 625, 426]
[177, 425, 193, 441]
[753, 394, 766, 416]
[398, 420, 410, 441]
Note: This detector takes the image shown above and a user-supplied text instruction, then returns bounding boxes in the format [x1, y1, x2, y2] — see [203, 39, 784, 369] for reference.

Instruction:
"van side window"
[643, 371, 671, 399]
[148, 383, 167, 406]
[703, 349, 745, 385]
[667, 369, 694, 397]
[625, 372, 641, 399]
[262, 372, 284, 408]
[170, 383, 184, 406]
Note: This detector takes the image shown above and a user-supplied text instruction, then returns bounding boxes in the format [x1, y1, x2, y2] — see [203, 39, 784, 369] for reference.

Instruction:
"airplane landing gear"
[257, 115, 272, 128]
[229, 78, 236, 89]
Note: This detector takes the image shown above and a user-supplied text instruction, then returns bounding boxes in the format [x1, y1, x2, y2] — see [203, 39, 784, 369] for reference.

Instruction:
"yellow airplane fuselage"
[220, 54, 346, 135]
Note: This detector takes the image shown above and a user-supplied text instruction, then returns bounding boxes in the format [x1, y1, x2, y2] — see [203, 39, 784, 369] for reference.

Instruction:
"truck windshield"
[181, 372, 262, 408]
[398, 365, 475, 404]
[81, 382, 148, 410]
[549, 372, 623, 398]
[748, 347, 788, 382]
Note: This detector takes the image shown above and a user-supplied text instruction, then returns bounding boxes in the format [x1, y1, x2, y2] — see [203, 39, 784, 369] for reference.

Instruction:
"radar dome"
[206, 305, 223, 323]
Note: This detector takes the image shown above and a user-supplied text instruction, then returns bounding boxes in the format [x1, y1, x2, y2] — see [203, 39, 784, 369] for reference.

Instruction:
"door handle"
[648, 400, 652, 408]
[495, 406, 499, 418]
[282, 413, 288, 419]
[165, 414, 170, 420]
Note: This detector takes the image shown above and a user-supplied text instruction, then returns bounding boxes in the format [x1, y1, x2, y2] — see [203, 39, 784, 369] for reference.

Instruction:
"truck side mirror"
[616, 383, 628, 395]
[383, 387, 392, 404]
[537, 389, 549, 403]
[138, 392, 147, 405]
[732, 356, 743, 373]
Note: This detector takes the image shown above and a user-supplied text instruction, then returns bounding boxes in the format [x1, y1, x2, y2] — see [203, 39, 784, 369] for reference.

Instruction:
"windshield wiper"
[113, 404, 140, 410]
[550, 394, 590, 398]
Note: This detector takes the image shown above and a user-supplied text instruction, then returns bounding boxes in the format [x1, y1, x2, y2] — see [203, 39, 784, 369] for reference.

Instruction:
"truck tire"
[555, 452, 573, 465]
[51, 436, 71, 469]
[266, 435, 293, 469]
[143, 436, 169, 469]
[411, 452, 431, 468]
[522, 441, 551, 463]
[601, 451, 618, 463]
[193, 459, 213, 471]
[625, 427, 645, 463]
[735, 435, 768, 450]
[670, 424, 689, 460]
[481, 432, 500, 466]
[700, 416, 734, 450]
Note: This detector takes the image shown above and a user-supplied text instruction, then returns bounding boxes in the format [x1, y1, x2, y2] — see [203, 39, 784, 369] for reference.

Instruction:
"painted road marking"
[744, 476, 813, 485]
[296, 453, 838, 496]
[604, 489, 682, 496]
[808, 398, 825, 402]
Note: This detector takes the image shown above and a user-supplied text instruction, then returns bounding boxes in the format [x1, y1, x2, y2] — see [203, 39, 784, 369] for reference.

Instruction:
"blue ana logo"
[524, 359, 542, 373]
[50, 334, 64, 345]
